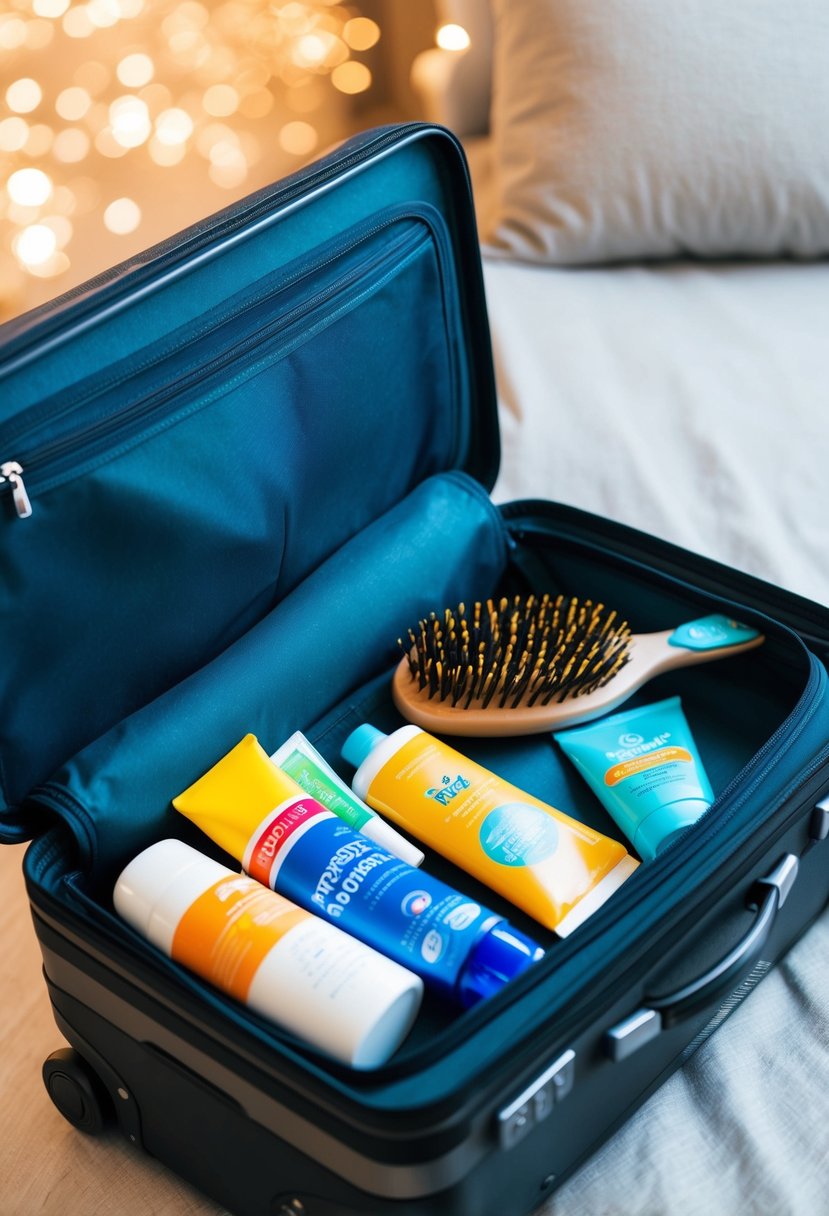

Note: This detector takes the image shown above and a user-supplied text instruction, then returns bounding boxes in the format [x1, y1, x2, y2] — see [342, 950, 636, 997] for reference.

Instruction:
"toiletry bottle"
[173, 735, 544, 1006]
[114, 838, 423, 1069]
[270, 730, 424, 866]
[555, 695, 715, 860]
[343, 723, 638, 936]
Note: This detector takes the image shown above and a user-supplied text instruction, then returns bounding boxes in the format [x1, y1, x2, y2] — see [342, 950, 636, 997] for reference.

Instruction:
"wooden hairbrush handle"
[392, 616, 764, 737]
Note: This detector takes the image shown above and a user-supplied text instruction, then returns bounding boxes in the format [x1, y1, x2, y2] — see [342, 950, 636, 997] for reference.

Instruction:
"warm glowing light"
[0, 15, 27, 50]
[278, 120, 317, 157]
[73, 60, 110, 94]
[148, 136, 186, 166]
[154, 107, 193, 145]
[7, 168, 53, 207]
[6, 78, 43, 114]
[25, 124, 55, 157]
[88, 0, 121, 29]
[109, 95, 151, 147]
[1, 0, 382, 297]
[14, 224, 58, 267]
[278, 2, 316, 36]
[26, 17, 56, 48]
[117, 52, 154, 87]
[63, 6, 95, 37]
[343, 17, 380, 51]
[52, 185, 77, 215]
[103, 197, 141, 234]
[296, 33, 328, 66]
[331, 61, 371, 94]
[196, 122, 237, 158]
[0, 118, 30, 152]
[56, 86, 92, 121]
[33, 0, 71, 17]
[286, 80, 324, 114]
[436, 23, 470, 51]
[208, 141, 247, 188]
[53, 127, 91, 162]
[239, 87, 274, 119]
[168, 1, 208, 29]
[202, 84, 239, 117]
[67, 176, 100, 213]
[28, 251, 71, 278]
[42, 215, 74, 248]
[95, 127, 129, 157]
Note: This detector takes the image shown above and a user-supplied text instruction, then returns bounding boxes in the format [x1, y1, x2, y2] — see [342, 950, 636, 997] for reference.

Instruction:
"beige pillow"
[484, 0, 829, 264]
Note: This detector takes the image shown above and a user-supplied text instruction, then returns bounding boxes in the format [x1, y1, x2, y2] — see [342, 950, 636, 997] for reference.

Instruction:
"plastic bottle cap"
[341, 723, 387, 769]
[457, 922, 544, 1008]
[360, 813, 425, 868]
[632, 799, 711, 861]
[113, 839, 226, 952]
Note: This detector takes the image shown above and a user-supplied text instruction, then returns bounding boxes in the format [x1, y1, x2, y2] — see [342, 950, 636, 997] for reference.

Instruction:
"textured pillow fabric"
[485, 0, 829, 264]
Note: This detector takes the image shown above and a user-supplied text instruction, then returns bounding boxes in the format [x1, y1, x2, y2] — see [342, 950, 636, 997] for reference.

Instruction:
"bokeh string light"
[0, 0, 381, 315]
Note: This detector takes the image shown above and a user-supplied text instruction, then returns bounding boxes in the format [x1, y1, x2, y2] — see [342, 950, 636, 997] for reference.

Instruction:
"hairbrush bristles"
[397, 595, 632, 710]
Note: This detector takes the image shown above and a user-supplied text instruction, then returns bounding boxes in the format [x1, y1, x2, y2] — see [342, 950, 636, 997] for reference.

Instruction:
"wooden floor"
[0, 842, 228, 1216]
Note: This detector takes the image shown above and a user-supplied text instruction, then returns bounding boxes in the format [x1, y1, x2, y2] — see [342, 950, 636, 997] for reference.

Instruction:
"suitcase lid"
[0, 123, 500, 840]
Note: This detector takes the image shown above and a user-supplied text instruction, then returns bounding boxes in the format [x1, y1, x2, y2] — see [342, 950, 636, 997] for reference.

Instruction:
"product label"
[278, 748, 373, 831]
[243, 797, 331, 888]
[604, 747, 693, 787]
[171, 875, 307, 1002]
[479, 803, 559, 866]
[364, 734, 629, 932]
[270, 815, 495, 998]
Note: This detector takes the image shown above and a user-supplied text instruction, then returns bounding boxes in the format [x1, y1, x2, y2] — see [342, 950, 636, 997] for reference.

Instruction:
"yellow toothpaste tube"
[342, 724, 639, 935]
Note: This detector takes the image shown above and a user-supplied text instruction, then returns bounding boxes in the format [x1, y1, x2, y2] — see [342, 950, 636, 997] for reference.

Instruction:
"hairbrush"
[392, 596, 763, 737]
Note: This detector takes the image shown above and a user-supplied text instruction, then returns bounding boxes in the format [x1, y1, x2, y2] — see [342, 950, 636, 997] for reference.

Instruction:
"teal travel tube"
[555, 696, 715, 860]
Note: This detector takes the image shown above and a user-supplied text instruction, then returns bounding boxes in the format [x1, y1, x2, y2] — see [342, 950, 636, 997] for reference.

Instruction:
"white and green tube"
[270, 731, 424, 867]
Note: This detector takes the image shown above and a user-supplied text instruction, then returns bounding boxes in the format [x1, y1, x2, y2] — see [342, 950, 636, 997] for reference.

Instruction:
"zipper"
[1, 220, 430, 519]
[0, 461, 32, 518]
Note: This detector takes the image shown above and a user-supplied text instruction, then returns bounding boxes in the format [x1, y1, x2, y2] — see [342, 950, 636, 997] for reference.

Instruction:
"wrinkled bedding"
[478, 232, 829, 1214]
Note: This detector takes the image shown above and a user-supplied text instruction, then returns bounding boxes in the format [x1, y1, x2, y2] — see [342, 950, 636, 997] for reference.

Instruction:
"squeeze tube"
[270, 731, 424, 867]
[342, 724, 638, 936]
[555, 696, 715, 861]
[173, 735, 544, 1007]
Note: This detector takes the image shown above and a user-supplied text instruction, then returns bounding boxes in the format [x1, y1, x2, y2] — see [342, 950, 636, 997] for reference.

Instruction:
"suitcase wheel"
[42, 1048, 113, 1135]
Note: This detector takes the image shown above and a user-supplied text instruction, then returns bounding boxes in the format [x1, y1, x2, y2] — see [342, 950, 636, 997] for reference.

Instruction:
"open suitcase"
[2, 124, 829, 1216]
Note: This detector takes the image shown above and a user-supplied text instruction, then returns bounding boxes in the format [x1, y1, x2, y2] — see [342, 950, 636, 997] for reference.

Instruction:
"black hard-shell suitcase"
[2, 124, 829, 1216]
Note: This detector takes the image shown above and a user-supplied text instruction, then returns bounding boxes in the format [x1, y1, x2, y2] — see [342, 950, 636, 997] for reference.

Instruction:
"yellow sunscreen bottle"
[343, 725, 638, 936]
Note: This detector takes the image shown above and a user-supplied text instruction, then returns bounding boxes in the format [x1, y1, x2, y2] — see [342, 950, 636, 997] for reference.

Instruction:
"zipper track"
[0, 124, 432, 370]
[3, 222, 429, 501]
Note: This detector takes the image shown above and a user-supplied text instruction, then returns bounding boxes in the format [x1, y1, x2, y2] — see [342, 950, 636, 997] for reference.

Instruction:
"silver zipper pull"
[0, 461, 33, 519]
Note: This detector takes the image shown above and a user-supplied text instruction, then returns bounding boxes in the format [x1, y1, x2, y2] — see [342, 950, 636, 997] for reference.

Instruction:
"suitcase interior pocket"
[1, 210, 465, 814]
[26, 472, 817, 1069]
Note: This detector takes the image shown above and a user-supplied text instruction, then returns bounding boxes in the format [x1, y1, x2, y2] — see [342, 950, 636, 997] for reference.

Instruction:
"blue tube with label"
[554, 696, 715, 861]
[173, 734, 544, 1007]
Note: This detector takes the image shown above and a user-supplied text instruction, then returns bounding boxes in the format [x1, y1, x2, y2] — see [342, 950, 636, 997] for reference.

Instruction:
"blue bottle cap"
[457, 922, 545, 1008]
[341, 723, 387, 769]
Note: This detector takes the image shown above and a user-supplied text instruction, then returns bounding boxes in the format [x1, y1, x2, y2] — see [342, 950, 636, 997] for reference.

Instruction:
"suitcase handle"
[605, 853, 798, 1060]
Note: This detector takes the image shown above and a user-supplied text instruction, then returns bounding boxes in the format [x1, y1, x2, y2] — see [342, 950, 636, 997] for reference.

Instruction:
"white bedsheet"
[478, 249, 829, 1214]
[486, 256, 829, 605]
